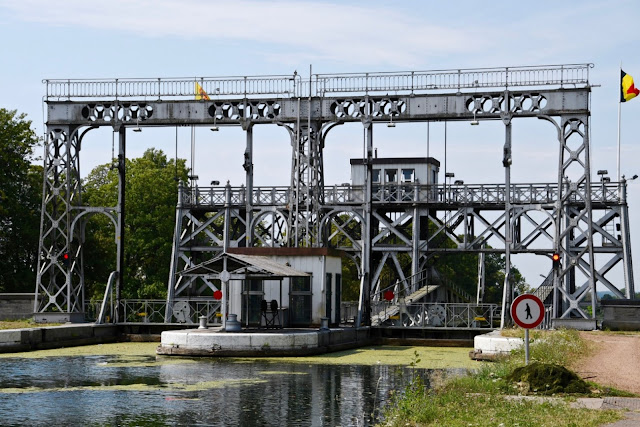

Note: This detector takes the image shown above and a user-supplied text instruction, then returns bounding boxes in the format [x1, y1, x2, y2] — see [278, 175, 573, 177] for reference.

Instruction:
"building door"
[335, 274, 342, 326]
[325, 273, 332, 325]
[289, 276, 312, 326]
[242, 279, 263, 326]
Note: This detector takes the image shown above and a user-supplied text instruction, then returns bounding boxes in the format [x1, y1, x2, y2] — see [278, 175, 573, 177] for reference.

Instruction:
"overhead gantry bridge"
[36, 64, 634, 328]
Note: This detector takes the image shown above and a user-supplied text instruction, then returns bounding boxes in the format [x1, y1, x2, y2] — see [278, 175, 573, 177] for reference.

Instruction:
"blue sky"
[1, 0, 639, 289]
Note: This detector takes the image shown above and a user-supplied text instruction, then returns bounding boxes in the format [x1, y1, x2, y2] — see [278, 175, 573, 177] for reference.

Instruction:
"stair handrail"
[96, 271, 117, 324]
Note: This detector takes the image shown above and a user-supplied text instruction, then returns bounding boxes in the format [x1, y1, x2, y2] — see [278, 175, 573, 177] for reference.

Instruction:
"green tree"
[0, 109, 41, 293]
[425, 217, 528, 303]
[326, 213, 363, 301]
[82, 148, 188, 299]
[481, 253, 529, 303]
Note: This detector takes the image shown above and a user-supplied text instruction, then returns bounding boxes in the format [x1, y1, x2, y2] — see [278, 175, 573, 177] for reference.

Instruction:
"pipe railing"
[95, 271, 117, 324]
[86, 299, 222, 324]
[45, 64, 592, 101]
[179, 182, 622, 208]
[372, 301, 499, 329]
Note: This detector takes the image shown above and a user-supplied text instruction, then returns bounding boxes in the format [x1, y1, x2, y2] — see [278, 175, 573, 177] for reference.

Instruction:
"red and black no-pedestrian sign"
[510, 294, 544, 329]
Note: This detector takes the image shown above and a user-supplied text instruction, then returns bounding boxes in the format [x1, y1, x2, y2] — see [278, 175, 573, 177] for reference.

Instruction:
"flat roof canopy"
[180, 252, 310, 279]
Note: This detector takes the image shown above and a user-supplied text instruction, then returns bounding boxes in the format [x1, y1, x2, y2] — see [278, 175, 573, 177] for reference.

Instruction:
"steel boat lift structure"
[35, 64, 634, 329]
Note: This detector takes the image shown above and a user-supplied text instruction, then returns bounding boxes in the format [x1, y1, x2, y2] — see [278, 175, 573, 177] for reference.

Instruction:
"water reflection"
[0, 353, 466, 426]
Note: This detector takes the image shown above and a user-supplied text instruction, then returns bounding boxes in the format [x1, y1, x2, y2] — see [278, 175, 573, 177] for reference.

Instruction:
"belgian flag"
[621, 70, 640, 102]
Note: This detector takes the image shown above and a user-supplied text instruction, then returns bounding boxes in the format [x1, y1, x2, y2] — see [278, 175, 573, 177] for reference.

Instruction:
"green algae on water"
[98, 354, 196, 368]
[258, 371, 308, 376]
[0, 342, 481, 370]
[239, 346, 481, 369]
[0, 342, 159, 359]
[0, 378, 268, 394]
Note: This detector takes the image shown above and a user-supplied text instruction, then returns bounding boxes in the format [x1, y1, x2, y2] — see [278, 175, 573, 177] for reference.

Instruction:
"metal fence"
[340, 302, 359, 324]
[84, 299, 514, 329]
[179, 182, 621, 208]
[85, 299, 222, 324]
[372, 301, 500, 329]
[45, 64, 592, 101]
[312, 64, 591, 96]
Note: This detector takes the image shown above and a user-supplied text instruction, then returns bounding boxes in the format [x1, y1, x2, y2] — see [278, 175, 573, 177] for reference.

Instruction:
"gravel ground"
[572, 331, 640, 395]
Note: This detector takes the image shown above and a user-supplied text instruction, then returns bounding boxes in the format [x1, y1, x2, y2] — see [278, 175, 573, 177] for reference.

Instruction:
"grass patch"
[506, 328, 588, 366]
[0, 320, 63, 330]
[383, 384, 621, 427]
[380, 329, 628, 426]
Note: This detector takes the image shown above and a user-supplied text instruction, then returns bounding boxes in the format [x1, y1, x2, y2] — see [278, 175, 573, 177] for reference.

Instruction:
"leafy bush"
[506, 362, 590, 395]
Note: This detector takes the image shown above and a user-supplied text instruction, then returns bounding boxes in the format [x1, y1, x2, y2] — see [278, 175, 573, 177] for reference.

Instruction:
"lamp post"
[445, 172, 455, 184]
[445, 172, 455, 204]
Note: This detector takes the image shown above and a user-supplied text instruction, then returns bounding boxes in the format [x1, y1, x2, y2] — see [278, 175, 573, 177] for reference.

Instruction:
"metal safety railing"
[340, 302, 359, 324]
[538, 305, 554, 330]
[312, 63, 592, 96]
[372, 301, 500, 329]
[44, 64, 593, 101]
[86, 299, 222, 324]
[181, 185, 292, 207]
[372, 277, 474, 307]
[179, 181, 622, 208]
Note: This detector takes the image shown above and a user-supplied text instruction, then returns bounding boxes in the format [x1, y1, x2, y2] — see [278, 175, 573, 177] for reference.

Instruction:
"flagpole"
[617, 63, 622, 183]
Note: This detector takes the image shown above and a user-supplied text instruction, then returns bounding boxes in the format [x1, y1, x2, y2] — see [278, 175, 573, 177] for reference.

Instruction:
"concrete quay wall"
[0, 324, 119, 353]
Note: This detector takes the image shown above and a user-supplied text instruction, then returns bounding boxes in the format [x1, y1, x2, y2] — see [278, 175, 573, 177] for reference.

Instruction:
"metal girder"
[45, 88, 589, 127]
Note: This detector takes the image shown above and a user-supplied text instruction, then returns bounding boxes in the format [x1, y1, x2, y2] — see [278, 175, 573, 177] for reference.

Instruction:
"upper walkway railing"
[45, 64, 592, 101]
[180, 181, 621, 208]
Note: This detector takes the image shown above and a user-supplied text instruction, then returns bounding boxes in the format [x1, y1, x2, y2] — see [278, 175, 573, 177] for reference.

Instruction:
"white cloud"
[5, 0, 638, 69]
[0, 0, 490, 66]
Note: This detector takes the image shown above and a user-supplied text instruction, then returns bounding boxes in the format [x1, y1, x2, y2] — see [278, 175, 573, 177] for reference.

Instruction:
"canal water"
[0, 344, 472, 426]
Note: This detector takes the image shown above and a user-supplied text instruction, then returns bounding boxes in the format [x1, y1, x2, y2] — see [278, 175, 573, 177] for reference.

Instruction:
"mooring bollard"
[320, 317, 329, 330]
[198, 316, 208, 329]
[226, 314, 242, 332]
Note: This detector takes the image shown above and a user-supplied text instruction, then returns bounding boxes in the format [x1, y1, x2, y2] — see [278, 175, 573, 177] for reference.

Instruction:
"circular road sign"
[511, 294, 545, 329]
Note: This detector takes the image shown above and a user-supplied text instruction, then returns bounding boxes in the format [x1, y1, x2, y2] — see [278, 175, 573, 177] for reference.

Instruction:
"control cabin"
[349, 157, 441, 187]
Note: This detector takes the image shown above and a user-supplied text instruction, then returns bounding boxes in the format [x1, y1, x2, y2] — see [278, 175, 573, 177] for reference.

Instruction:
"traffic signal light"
[61, 252, 70, 267]
[552, 252, 561, 270]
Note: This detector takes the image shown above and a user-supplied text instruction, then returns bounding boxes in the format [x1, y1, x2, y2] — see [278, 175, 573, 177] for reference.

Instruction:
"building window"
[385, 169, 397, 183]
[372, 169, 381, 183]
[402, 169, 415, 183]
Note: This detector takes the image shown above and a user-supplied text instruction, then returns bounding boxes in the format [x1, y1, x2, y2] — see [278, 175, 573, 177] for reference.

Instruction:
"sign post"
[510, 294, 545, 365]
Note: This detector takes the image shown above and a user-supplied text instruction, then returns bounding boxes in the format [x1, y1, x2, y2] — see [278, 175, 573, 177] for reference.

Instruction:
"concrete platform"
[157, 326, 373, 357]
[469, 330, 523, 360]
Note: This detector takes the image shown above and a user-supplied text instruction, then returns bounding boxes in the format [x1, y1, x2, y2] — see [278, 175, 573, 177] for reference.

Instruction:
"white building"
[221, 248, 343, 327]
[349, 156, 440, 186]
